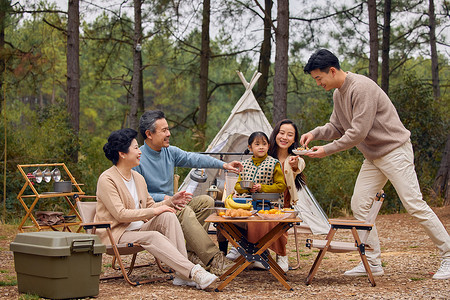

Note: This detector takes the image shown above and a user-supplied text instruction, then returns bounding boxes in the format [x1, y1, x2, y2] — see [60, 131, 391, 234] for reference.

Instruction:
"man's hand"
[170, 190, 193, 210]
[299, 132, 314, 147]
[223, 161, 243, 174]
[305, 146, 327, 158]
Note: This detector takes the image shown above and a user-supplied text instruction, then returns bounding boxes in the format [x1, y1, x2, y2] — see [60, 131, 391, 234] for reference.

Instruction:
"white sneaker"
[190, 264, 218, 289]
[344, 261, 384, 277]
[173, 276, 197, 287]
[276, 255, 289, 273]
[226, 247, 240, 261]
[432, 259, 450, 280]
[251, 260, 266, 270]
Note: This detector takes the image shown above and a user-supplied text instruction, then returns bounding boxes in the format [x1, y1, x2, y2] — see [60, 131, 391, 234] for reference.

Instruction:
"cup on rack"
[43, 168, 52, 183]
[32, 168, 43, 183]
[51, 168, 61, 182]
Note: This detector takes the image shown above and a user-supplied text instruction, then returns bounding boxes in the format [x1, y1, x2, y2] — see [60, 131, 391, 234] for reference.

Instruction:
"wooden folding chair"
[305, 191, 385, 286]
[76, 199, 172, 286]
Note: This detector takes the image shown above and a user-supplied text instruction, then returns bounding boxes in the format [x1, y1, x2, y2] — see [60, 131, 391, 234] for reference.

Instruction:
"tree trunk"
[137, 52, 145, 145]
[433, 134, 450, 205]
[429, 0, 440, 100]
[67, 0, 80, 163]
[130, 0, 142, 134]
[255, 0, 273, 114]
[0, 0, 6, 115]
[272, 0, 289, 124]
[381, 0, 391, 94]
[197, 0, 211, 149]
[368, 0, 378, 82]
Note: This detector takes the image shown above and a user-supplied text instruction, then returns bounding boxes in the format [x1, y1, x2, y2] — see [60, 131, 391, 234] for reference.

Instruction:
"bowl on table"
[239, 180, 254, 189]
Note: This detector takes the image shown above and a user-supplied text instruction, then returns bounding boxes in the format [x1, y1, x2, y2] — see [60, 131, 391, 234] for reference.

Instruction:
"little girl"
[231, 132, 287, 269]
[234, 131, 286, 197]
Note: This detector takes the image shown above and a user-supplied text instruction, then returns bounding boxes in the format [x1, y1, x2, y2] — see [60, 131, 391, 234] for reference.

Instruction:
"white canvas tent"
[179, 71, 272, 196]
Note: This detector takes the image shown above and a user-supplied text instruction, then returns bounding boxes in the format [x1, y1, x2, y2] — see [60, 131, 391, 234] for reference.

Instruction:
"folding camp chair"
[304, 191, 385, 287]
[290, 185, 331, 270]
[76, 199, 172, 286]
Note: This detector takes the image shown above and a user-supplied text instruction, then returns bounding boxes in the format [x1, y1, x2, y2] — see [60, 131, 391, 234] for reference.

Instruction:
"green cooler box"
[10, 231, 106, 299]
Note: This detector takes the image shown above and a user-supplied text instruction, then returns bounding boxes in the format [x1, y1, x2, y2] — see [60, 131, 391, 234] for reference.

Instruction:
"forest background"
[0, 0, 449, 223]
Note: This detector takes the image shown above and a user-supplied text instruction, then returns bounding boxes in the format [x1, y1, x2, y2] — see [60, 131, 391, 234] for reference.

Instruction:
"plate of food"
[257, 209, 296, 220]
[221, 208, 254, 219]
[222, 215, 251, 219]
[292, 147, 313, 155]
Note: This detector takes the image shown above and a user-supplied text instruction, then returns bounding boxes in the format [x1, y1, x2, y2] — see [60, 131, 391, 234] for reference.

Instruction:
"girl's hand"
[250, 183, 261, 193]
[288, 155, 299, 171]
[171, 191, 193, 210]
[154, 205, 176, 215]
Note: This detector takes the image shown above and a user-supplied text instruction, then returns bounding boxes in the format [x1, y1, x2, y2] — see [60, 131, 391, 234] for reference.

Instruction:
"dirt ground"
[1, 206, 449, 299]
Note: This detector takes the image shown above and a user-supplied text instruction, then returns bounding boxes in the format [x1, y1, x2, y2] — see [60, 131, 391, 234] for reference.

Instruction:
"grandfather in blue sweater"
[134, 110, 242, 276]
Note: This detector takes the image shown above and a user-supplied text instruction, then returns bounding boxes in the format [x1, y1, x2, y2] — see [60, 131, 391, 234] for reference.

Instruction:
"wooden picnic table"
[205, 213, 301, 291]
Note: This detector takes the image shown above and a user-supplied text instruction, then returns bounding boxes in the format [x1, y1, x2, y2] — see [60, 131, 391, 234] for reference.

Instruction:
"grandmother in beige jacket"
[96, 128, 218, 289]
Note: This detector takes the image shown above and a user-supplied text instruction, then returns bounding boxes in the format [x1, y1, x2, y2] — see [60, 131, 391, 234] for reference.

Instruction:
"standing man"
[134, 110, 242, 276]
[300, 49, 450, 280]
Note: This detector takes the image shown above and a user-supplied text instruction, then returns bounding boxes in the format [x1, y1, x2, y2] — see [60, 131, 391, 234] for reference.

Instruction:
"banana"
[224, 194, 252, 210]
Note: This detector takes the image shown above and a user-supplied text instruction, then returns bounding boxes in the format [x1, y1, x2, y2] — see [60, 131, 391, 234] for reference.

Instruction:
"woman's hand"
[170, 191, 193, 210]
[154, 205, 176, 215]
[288, 155, 299, 171]
[249, 183, 261, 193]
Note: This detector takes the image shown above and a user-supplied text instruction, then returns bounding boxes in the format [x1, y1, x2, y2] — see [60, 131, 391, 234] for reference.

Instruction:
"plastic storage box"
[10, 231, 106, 299]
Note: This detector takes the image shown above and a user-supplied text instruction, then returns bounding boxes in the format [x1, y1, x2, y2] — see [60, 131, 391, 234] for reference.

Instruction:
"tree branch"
[289, 3, 363, 23]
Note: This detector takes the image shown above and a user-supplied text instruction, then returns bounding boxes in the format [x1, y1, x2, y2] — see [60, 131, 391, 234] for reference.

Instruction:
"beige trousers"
[352, 140, 450, 266]
[119, 211, 194, 279]
[177, 194, 219, 265]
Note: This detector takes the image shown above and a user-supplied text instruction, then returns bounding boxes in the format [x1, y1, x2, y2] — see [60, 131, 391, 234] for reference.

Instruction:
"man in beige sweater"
[300, 49, 450, 280]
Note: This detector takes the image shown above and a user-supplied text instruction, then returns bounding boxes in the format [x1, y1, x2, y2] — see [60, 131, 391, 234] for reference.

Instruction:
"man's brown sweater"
[309, 72, 410, 160]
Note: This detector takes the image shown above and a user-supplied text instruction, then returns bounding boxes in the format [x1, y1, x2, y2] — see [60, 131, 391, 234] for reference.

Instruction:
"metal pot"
[53, 181, 72, 193]
[190, 168, 207, 183]
[251, 192, 280, 201]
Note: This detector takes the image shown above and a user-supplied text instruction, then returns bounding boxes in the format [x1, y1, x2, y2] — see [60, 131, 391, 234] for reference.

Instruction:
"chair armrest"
[330, 221, 373, 230]
[328, 218, 365, 223]
[81, 221, 112, 230]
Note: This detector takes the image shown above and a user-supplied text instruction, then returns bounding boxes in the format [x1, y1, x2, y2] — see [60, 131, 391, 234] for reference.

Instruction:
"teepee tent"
[179, 71, 272, 196]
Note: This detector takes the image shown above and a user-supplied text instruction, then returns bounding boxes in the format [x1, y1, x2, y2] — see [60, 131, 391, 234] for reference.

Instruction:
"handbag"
[35, 211, 64, 226]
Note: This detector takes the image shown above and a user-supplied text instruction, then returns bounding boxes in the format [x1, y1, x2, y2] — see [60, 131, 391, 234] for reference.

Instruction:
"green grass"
[381, 262, 387, 268]
[409, 245, 419, 248]
[0, 275, 17, 286]
[409, 277, 424, 281]
[0, 269, 8, 273]
[18, 294, 40, 300]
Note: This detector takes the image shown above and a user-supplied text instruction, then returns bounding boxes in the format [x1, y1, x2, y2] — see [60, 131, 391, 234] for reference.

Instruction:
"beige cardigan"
[95, 166, 174, 245]
[282, 155, 305, 206]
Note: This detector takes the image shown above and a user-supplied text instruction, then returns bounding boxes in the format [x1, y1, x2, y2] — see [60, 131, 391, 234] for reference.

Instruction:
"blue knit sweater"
[133, 143, 224, 202]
